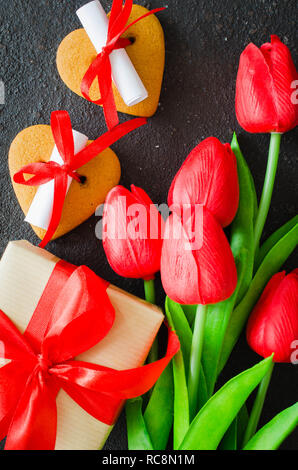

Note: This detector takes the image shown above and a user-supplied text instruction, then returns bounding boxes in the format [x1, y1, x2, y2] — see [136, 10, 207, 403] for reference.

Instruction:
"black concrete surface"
[0, 0, 297, 451]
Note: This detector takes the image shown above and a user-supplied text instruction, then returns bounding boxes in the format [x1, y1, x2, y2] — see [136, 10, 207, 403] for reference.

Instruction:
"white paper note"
[25, 130, 88, 230]
[76, 0, 148, 106]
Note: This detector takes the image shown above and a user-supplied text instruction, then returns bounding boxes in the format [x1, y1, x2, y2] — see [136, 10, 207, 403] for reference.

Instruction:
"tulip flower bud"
[247, 270, 298, 362]
[160, 207, 238, 305]
[168, 137, 239, 228]
[102, 185, 164, 280]
[236, 35, 298, 134]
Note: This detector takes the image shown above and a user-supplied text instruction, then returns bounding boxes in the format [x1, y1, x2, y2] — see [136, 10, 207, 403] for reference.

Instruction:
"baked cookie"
[57, 5, 165, 118]
[9, 125, 121, 240]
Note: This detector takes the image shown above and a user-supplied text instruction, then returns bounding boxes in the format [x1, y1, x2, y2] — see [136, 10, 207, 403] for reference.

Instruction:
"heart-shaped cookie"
[9, 125, 121, 240]
[57, 4, 165, 118]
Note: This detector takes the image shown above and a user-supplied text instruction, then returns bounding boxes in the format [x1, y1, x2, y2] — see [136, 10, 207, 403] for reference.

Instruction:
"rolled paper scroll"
[25, 130, 88, 230]
[76, 0, 148, 106]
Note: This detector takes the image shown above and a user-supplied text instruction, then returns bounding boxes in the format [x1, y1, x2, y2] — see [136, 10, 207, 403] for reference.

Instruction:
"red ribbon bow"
[13, 111, 146, 248]
[0, 264, 179, 450]
[81, 0, 165, 130]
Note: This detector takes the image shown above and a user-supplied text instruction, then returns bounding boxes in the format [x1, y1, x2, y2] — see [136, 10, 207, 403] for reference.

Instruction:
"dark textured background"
[0, 0, 297, 451]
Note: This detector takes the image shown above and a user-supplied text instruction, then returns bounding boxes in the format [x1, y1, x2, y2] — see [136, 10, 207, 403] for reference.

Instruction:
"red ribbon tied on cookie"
[13, 111, 146, 248]
[0, 264, 179, 450]
[81, 0, 165, 130]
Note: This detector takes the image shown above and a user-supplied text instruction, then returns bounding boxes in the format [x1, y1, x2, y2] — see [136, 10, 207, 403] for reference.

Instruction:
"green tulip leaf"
[197, 366, 209, 411]
[244, 402, 298, 450]
[165, 298, 190, 449]
[219, 222, 298, 374]
[126, 398, 154, 450]
[179, 356, 273, 450]
[166, 297, 192, 377]
[255, 214, 298, 271]
[230, 132, 255, 304]
[220, 418, 238, 450]
[181, 304, 197, 328]
[248, 163, 258, 226]
[237, 404, 249, 448]
[144, 364, 174, 450]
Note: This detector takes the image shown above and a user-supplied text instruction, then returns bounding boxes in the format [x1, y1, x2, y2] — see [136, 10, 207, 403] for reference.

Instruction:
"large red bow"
[0, 264, 179, 450]
[81, 0, 165, 130]
[13, 111, 146, 248]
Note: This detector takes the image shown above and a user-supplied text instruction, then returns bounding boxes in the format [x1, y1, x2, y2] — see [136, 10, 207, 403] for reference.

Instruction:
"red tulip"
[160, 207, 237, 305]
[102, 185, 164, 280]
[247, 270, 298, 362]
[236, 35, 298, 133]
[168, 137, 239, 228]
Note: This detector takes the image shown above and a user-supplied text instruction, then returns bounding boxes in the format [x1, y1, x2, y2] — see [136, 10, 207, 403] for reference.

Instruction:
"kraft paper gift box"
[0, 240, 164, 450]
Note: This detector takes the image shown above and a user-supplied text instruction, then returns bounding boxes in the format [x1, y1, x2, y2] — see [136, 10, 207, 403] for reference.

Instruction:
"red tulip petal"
[260, 35, 298, 133]
[236, 43, 279, 133]
[236, 37, 298, 133]
[161, 212, 201, 304]
[247, 270, 298, 362]
[168, 138, 239, 227]
[161, 208, 237, 305]
[131, 184, 165, 239]
[192, 208, 238, 304]
[103, 186, 163, 279]
[130, 184, 154, 208]
[247, 272, 285, 357]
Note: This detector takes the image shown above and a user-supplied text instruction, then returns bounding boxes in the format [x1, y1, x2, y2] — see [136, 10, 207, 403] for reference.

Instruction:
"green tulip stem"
[144, 279, 158, 363]
[242, 360, 274, 447]
[254, 132, 282, 253]
[144, 278, 156, 304]
[188, 304, 208, 420]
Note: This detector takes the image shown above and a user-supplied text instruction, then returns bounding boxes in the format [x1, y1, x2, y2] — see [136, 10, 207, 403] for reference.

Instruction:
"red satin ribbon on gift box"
[0, 260, 179, 450]
[81, 0, 165, 130]
[13, 111, 147, 248]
